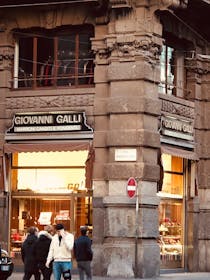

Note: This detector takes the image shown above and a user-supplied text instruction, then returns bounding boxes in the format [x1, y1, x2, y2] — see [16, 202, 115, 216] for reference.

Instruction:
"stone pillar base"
[92, 239, 160, 278]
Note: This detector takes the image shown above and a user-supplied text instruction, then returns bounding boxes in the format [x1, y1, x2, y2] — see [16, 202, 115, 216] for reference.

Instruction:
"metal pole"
[134, 182, 139, 278]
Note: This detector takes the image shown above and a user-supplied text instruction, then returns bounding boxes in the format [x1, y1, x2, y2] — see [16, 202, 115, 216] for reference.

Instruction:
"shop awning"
[161, 145, 198, 160]
[4, 141, 90, 153]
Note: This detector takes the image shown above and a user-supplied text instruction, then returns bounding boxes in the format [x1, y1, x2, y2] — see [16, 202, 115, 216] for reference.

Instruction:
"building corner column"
[187, 52, 210, 271]
[92, 4, 163, 278]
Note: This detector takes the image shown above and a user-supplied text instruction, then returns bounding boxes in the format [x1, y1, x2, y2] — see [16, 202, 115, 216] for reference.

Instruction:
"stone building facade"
[0, 0, 209, 278]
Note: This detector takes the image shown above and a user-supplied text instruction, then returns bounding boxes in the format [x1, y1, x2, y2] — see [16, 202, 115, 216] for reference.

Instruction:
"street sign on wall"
[126, 177, 137, 199]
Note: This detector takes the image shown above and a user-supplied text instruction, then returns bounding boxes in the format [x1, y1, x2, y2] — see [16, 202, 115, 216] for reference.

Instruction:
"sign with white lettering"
[115, 149, 137, 161]
[38, 212, 52, 225]
[7, 112, 93, 133]
[127, 177, 137, 199]
[161, 116, 194, 141]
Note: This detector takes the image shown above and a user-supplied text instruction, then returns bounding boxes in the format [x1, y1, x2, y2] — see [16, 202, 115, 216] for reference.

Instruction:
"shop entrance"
[10, 194, 92, 268]
[8, 149, 93, 269]
[158, 154, 186, 269]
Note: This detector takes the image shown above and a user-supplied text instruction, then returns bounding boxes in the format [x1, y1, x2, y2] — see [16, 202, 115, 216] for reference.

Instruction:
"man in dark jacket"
[35, 225, 53, 280]
[74, 226, 93, 280]
[21, 226, 40, 280]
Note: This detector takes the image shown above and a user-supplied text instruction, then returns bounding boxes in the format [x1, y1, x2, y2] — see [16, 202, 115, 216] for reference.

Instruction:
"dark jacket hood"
[26, 234, 37, 244]
[38, 230, 52, 241]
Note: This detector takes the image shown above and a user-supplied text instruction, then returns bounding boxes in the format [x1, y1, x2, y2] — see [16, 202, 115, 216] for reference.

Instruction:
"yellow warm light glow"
[15, 151, 88, 193]
[160, 154, 183, 196]
[16, 151, 88, 166]
[162, 154, 172, 170]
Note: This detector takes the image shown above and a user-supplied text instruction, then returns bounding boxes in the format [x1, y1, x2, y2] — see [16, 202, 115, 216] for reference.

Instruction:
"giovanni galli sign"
[7, 112, 93, 133]
[161, 116, 194, 141]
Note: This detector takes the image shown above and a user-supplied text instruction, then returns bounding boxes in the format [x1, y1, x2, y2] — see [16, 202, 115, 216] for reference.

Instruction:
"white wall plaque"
[115, 149, 137, 162]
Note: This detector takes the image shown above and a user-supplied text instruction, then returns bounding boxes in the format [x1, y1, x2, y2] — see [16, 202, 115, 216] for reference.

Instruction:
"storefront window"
[11, 151, 88, 192]
[158, 154, 184, 269]
[10, 150, 93, 268]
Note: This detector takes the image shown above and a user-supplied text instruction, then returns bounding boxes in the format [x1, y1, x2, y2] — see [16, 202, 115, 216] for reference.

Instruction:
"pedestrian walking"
[35, 225, 54, 280]
[74, 226, 93, 280]
[21, 226, 40, 280]
[45, 223, 74, 280]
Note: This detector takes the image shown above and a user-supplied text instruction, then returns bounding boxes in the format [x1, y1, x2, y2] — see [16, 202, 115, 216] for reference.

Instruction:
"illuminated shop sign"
[7, 112, 93, 133]
[161, 116, 194, 141]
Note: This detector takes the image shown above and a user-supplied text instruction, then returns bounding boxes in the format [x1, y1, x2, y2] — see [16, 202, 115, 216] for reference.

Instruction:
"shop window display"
[158, 201, 183, 268]
[10, 151, 93, 268]
[158, 154, 184, 269]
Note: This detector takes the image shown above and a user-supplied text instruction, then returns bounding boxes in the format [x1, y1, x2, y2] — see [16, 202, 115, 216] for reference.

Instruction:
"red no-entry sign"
[127, 177, 137, 198]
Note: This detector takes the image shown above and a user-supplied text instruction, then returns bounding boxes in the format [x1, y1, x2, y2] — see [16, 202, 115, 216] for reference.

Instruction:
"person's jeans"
[53, 261, 72, 280]
[77, 261, 92, 280]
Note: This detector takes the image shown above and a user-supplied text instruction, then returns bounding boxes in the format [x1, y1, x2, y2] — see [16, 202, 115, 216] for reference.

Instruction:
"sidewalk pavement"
[10, 272, 210, 280]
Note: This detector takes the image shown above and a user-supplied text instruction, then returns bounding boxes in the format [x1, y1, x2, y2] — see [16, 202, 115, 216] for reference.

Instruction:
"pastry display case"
[158, 154, 185, 269]
[158, 201, 183, 268]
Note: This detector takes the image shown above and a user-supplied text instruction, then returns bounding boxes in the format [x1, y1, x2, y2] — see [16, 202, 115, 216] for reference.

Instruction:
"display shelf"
[159, 234, 182, 258]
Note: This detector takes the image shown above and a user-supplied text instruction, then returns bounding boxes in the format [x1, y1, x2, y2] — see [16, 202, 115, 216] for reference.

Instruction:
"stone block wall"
[92, 4, 162, 278]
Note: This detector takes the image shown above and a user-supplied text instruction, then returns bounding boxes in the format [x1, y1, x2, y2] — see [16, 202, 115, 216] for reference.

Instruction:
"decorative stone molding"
[116, 39, 161, 60]
[6, 94, 94, 110]
[186, 55, 210, 75]
[110, 0, 133, 9]
[158, 0, 188, 10]
[160, 96, 194, 119]
[40, 9, 58, 29]
[97, 48, 112, 59]
[0, 54, 14, 61]
[92, 38, 112, 60]
[0, 47, 14, 63]
[93, 35, 162, 63]
[108, 35, 161, 64]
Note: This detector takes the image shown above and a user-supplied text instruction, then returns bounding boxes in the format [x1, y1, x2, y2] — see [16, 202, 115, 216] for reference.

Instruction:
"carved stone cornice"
[92, 35, 162, 63]
[91, 37, 112, 60]
[160, 95, 194, 119]
[108, 35, 162, 63]
[0, 46, 14, 64]
[6, 94, 94, 110]
[158, 0, 188, 10]
[115, 39, 161, 60]
[110, 0, 133, 9]
[185, 55, 210, 76]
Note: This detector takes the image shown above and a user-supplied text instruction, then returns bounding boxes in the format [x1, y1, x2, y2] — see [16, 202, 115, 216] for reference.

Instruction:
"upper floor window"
[159, 45, 185, 98]
[13, 25, 94, 89]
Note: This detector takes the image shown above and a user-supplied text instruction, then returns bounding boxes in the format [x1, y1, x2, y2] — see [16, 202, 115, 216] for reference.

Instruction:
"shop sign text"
[161, 116, 194, 141]
[115, 149, 137, 161]
[7, 112, 93, 133]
